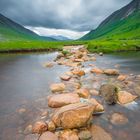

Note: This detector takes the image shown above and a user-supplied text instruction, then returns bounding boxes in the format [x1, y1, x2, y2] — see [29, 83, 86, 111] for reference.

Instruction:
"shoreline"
[0, 48, 140, 54]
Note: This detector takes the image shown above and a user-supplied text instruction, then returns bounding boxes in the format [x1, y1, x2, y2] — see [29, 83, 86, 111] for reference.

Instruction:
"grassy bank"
[0, 39, 140, 53]
[0, 40, 86, 52]
[87, 39, 140, 53]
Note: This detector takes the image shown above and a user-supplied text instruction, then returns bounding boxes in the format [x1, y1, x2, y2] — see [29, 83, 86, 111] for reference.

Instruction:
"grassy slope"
[81, 11, 140, 53]
[81, 11, 140, 40]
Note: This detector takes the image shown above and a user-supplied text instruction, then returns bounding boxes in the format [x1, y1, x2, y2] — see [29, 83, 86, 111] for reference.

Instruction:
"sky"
[0, 0, 131, 39]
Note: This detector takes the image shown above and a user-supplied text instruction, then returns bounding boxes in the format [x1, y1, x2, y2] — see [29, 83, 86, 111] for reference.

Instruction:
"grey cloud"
[0, 0, 131, 31]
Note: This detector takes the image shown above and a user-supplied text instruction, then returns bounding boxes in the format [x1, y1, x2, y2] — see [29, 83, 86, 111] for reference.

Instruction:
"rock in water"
[90, 125, 112, 140]
[117, 91, 137, 104]
[117, 75, 127, 81]
[59, 130, 79, 140]
[52, 102, 95, 129]
[90, 68, 103, 74]
[60, 75, 71, 81]
[76, 88, 90, 98]
[104, 69, 119, 75]
[78, 129, 92, 140]
[48, 93, 80, 108]
[99, 84, 118, 105]
[110, 113, 128, 125]
[50, 83, 65, 93]
[47, 121, 56, 131]
[39, 132, 58, 140]
[32, 121, 47, 134]
[72, 69, 85, 77]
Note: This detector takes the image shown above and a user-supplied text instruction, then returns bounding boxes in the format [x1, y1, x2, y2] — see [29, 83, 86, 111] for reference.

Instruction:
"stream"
[0, 51, 140, 140]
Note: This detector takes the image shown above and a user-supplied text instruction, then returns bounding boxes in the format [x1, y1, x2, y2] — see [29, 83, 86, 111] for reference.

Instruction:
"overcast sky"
[0, 0, 131, 39]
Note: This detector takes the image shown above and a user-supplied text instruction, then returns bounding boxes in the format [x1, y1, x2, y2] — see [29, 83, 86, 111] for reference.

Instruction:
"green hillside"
[81, 0, 140, 40]
[0, 13, 55, 41]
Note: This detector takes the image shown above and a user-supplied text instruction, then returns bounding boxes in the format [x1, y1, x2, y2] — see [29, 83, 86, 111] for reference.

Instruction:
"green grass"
[0, 39, 139, 53]
[86, 39, 140, 53]
[0, 40, 86, 51]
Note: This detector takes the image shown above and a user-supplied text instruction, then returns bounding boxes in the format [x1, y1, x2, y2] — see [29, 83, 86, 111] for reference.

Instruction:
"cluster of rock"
[25, 45, 139, 140]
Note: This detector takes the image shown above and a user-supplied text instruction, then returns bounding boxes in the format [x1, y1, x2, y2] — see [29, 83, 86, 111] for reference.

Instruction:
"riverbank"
[0, 39, 140, 53]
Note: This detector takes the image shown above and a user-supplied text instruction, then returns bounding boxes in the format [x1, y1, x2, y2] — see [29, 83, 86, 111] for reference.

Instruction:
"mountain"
[50, 35, 72, 41]
[0, 13, 55, 41]
[81, 0, 140, 40]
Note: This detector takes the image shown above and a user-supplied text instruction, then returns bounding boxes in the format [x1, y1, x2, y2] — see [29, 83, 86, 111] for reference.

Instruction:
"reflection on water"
[0, 51, 140, 140]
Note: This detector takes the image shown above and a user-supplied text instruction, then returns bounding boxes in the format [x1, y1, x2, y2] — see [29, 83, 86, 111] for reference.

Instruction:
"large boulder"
[117, 91, 137, 104]
[52, 102, 95, 129]
[50, 83, 65, 93]
[104, 69, 119, 75]
[90, 125, 112, 140]
[39, 132, 58, 140]
[99, 84, 118, 105]
[48, 93, 80, 108]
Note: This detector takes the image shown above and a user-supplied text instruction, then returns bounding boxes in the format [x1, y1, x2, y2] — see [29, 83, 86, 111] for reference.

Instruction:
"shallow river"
[0, 51, 140, 140]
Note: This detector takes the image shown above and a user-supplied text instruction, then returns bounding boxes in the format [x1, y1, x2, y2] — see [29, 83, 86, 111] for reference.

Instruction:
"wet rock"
[110, 113, 128, 125]
[76, 88, 90, 98]
[90, 89, 99, 96]
[90, 68, 103, 74]
[18, 108, 26, 115]
[50, 83, 65, 93]
[99, 52, 103, 56]
[43, 62, 54, 68]
[60, 75, 71, 81]
[117, 75, 127, 81]
[90, 125, 112, 140]
[78, 129, 92, 140]
[52, 102, 95, 129]
[74, 58, 84, 62]
[59, 129, 79, 140]
[24, 125, 33, 135]
[89, 98, 104, 113]
[39, 131, 58, 140]
[117, 91, 137, 104]
[48, 93, 80, 108]
[99, 84, 118, 105]
[134, 85, 140, 96]
[90, 57, 96, 61]
[72, 69, 85, 77]
[32, 121, 47, 134]
[48, 121, 56, 131]
[104, 69, 119, 75]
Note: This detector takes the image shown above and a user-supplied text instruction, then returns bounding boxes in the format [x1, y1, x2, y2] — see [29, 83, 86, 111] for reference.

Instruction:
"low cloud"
[0, 0, 131, 31]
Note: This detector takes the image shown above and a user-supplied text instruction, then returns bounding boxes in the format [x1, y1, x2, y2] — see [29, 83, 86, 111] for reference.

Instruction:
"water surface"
[0, 51, 140, 140]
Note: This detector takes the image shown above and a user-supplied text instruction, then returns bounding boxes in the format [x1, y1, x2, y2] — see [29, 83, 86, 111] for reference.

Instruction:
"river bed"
[0, 51, 140, 140]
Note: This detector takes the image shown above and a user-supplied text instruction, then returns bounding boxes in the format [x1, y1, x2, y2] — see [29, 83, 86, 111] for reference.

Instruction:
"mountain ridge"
[81, 0, 140, 40]
[0, 13, 55, 41]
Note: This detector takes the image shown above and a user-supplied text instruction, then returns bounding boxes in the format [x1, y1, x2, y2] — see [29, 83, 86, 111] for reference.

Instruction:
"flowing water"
[0, 51, 140, 140]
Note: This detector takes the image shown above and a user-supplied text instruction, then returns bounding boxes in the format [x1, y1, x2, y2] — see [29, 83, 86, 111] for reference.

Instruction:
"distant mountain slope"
[0, 13, 55, 41]
[50, 35, 72, 41]
[81, 0, 140, 40]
